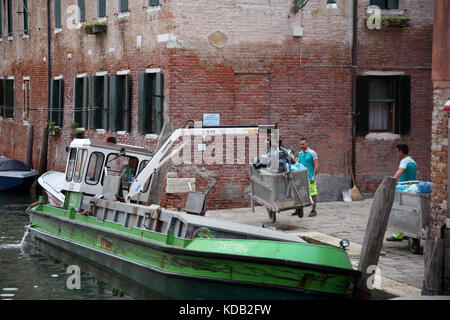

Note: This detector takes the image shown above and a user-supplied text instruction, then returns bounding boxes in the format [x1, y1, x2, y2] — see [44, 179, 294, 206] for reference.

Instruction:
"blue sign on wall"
[203, 113, 220, 126]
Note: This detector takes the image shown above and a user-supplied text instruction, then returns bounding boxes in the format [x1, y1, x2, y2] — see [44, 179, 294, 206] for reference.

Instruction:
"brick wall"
[0, 0, 434, 209]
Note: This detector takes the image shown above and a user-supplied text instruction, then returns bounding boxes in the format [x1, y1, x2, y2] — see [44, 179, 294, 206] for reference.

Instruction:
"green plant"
[364, 15, 411, 29]
[48, 121, 60, 136]
[82, 22, 107, 34]
[70, 122, 80, 133]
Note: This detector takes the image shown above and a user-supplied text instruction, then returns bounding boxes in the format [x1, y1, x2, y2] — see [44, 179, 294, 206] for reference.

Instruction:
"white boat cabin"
[63, 138, 154, 199]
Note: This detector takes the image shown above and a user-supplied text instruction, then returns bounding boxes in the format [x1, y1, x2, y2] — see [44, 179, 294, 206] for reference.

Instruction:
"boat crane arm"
[126, 125, 273, 202]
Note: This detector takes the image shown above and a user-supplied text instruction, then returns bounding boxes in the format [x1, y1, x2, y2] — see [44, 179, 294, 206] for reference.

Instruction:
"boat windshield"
[66, 148, 77, 182]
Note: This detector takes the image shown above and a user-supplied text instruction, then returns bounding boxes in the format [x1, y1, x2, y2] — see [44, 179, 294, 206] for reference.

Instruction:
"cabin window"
[85, 152, 104, 185]
[138, 160, 148, 175]
[103, 154, 139, 189]
[66, 148, 78, 182]
[74, 149, 88, 183]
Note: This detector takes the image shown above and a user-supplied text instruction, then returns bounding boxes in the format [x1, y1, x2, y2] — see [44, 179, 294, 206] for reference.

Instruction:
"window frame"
[5, 79, 14, 119]
[85, 152, 105, 186]
[118, 0, 128, 13]
[50, 79, 64, 127]
[66, 148, 78, 182]
[97, 0, 107, 18]
[138, 72, 164, 135]
[7, 0, 13, 37]
[23, 0, 29, 35]
[369, 0, 399, 9]
[367, 76, 396, 133]
[54, 0, 62, 29]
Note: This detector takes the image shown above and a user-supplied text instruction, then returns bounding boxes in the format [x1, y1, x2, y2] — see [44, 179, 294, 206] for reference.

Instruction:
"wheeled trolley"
[388, 186, 431, 254]
[248, 165, 312, 222]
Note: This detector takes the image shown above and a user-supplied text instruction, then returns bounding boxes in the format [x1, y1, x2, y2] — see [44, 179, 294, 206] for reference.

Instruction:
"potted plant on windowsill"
[364, 15, 411, 29]
[82, 22, 107, 35]
[70, 122, 84, 139]
[48, 121, 60, 136]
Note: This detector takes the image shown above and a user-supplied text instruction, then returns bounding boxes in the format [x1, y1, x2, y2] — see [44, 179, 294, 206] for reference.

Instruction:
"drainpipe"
[351, 0, 358, 185]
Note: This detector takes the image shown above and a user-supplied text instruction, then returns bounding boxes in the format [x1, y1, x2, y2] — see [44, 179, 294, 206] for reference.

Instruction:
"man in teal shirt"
[387, 143, 417, 242]
[297, 137, 319, 217]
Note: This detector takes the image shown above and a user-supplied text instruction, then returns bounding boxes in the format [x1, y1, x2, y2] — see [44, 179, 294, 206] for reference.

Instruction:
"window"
[66, 148, 77, 182]
[0, 1, 3, 38]
[74, 77, 88, 128]
[85, 152, 105, 185]
[98, 0, 106, 18]
[0, 80, 3, 117]
[102, 154, 138, 186]
[138, 72, 164, 134]
[50, 79, 64, 127]
[23, 0, 29, 35]
[5, 79, 14, 119]
[119, 0, 128, 13]
[77, 0, 86, 23]
[356, 75, 410, 136]
[74, 149, 88, 183]
[370, 0, 399, 9]
[7, 0, 13, 36]
[54, 0, 61, 29]
[89, 75, 109, 129]
[149, 0, 160, 6]
[109, 75, 130, 131]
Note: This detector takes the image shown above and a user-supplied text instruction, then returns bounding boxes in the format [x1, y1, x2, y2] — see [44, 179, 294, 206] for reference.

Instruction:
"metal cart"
[388, 184, 431, 254]
[248, 164, 312, 222]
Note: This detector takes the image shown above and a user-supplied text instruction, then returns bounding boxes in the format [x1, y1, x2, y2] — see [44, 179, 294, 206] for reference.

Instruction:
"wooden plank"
[353, 176, 396, 300]
[422, 239, 445, 295]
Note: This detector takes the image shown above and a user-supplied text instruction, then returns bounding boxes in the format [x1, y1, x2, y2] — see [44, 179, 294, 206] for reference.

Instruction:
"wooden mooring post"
[353, 176, 396, 300]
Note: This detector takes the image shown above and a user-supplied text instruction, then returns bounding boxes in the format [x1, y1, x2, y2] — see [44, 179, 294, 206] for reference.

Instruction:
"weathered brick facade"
[0, 0, 433, 210]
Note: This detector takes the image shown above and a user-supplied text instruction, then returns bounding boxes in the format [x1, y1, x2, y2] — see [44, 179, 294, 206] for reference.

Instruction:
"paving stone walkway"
[206, 199, 424, 296]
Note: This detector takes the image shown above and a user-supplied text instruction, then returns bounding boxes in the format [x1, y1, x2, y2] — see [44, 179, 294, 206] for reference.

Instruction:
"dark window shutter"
[154, 73, 164, 134]
[119, 0, 128, 12]
[108, 75, 118, 131]
[395, 75, 411, 135]
[102, 76, 109, 130]
[98, 0, 106, 18]
[0, 2, 3, 38]
[78, 0, 86, 22]
[74, 78, 83, 126]
[137, 73, 148, 134]
[124, 75, 131, 132]
[150, 0, 160, 6]
[82, 77, 89, 128]
[50, 80, 58, 124]
[58, 80, 64, 127]
[23, 0, 29, 34]
[7, 0, 13, 36]
[89, 76, 96, 129]
[387, 0, 399, 9]
[370, 0, 386, 9]
[355, 76, 370, 136]
[0, 80, 4, 118]
[54, 0, 61, 28]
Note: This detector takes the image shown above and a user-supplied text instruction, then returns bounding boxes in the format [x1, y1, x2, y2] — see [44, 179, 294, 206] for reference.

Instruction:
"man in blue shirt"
[297, 137, 319, 217]
[387, 143, 417, 242]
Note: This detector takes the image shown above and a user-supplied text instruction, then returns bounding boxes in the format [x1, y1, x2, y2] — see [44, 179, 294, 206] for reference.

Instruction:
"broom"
[351, 165, 364, 201]
[342, 152, 352, 202]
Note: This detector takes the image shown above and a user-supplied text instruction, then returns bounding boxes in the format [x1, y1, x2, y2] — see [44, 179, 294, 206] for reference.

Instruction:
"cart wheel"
[267, 208, 276, 223]
[408, 238, 423, 255]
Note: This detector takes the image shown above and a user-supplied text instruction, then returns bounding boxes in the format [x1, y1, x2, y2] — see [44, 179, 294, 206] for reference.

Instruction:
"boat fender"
[193, 227, 213, 239]
[80, 209, 91, 216]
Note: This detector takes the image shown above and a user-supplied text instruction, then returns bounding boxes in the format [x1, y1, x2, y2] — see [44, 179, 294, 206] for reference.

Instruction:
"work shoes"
[308, 209, 317, 217]
[386, 236, 403, 242]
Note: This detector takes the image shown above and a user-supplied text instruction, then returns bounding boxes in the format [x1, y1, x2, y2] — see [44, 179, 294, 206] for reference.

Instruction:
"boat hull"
[28, 208, 360, 300]
[0, 174, 37, 191]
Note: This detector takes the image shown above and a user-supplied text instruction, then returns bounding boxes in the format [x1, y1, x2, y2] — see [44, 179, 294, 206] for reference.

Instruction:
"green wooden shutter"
[82, 77, 89, 128]
[98, 0, 106, 18]
[73, 78, 83, 126]
[150, 0, 160, 6]
[387, 0, 399, 9]
[120, 0, 128, 12]
[137, 73, 147, 134]
[395, 75, 411, 135]
[108, 75, 118, 131]
[0, 1, 3, 38]
[89, 76, 96, 128]
[0, 80, 4, 118]
[355, 76, 370, 136]
[54, 0, 62, 29]
[7, 0, 13, 36]
[370, 0, 386, 9]
[155, 73, 164, 134]
[58, 80, 64, 127]
[103, 76, 109, 130]
[124, 75, 131, 132]
[23, 0, 29, 35]
[78, 0, 86, 22]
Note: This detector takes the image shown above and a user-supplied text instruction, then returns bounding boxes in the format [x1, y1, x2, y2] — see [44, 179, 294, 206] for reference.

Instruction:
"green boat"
[28, 125, 361, 299]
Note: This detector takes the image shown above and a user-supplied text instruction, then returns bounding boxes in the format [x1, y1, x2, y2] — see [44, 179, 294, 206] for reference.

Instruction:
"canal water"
[0, 189, 130, 300]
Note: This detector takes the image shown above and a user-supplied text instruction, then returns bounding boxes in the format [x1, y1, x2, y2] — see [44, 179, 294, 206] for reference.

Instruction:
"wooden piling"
[422, 238, 445, 295]
[38, 126, 48, 176]
[353, 176, 396, 300]
[25, 124, 34, 168]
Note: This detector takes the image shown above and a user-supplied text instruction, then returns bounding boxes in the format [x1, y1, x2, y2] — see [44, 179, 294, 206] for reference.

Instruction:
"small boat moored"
[0, 157, 38, 191]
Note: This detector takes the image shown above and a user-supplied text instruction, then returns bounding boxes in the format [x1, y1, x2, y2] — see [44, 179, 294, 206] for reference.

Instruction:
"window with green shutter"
[98, 0, 106, 18]
[50, 79, 64, 127]
[5, 79, 14, 119]
[89, 76, 109, 130]
[138, 73, 164, 135]
[356, 75, 410, 136]
[0, 2, 3, 38]
[7, 0, 13, 36]
[23, 0, 29, 35]
[149, 0, 160, 6]
[109, 75, 130, 132]
[54, 0, 62, 29]
[74, 77, 88, 128]
[370, 0, 399, 9]
[78, 0, 86, 23]
[119, 0, 128, 13]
